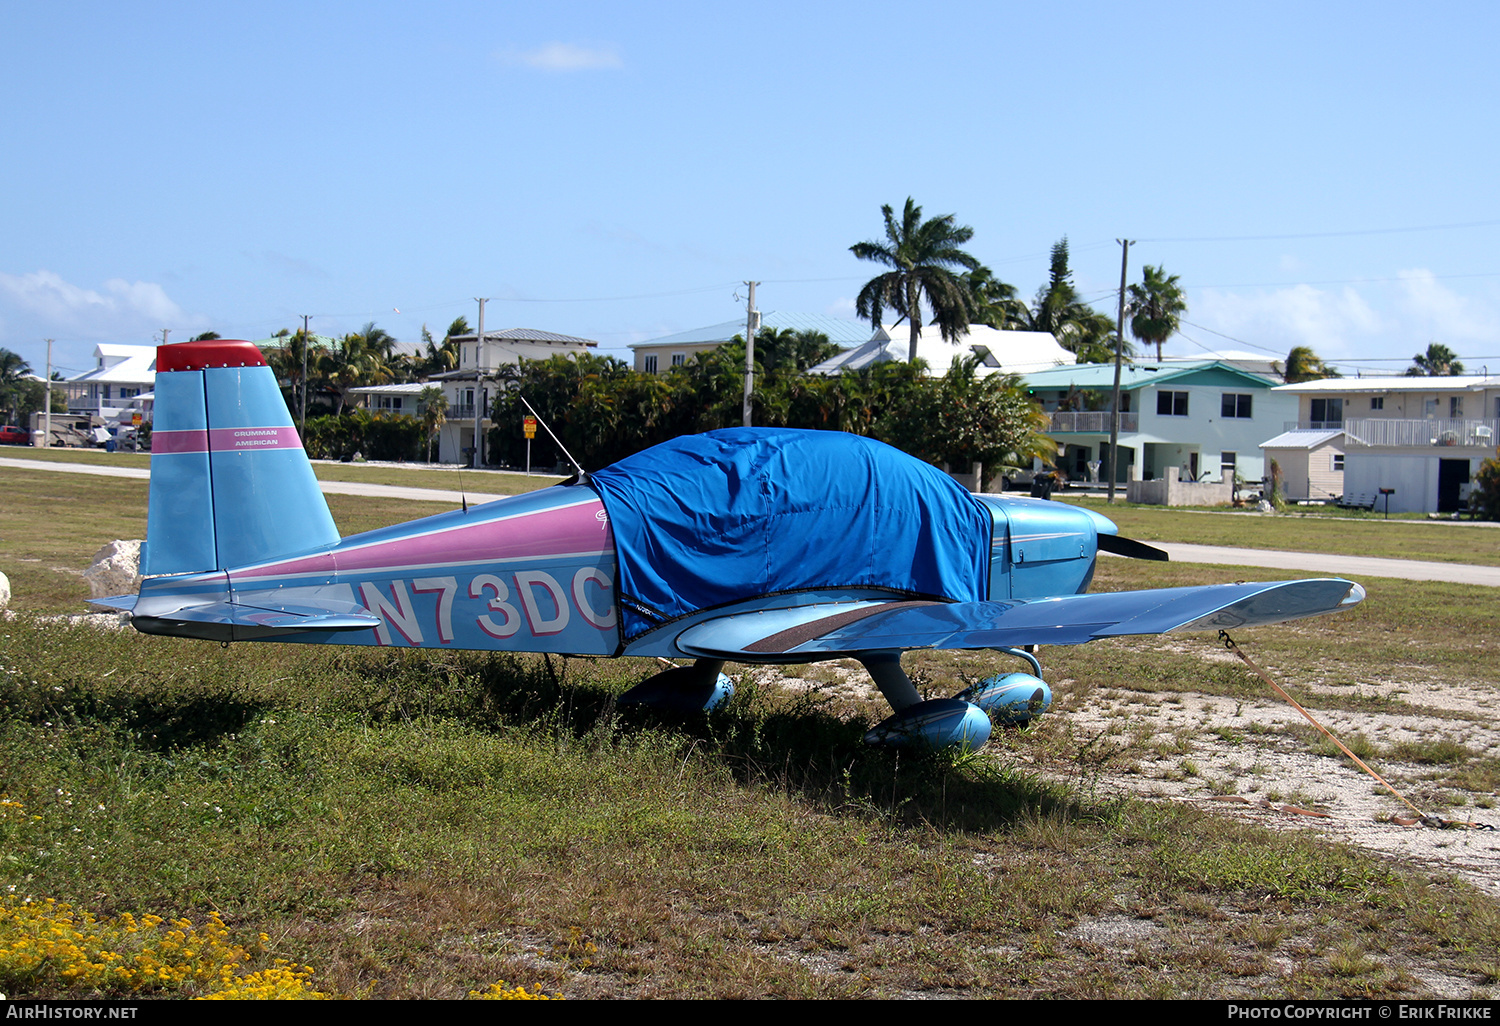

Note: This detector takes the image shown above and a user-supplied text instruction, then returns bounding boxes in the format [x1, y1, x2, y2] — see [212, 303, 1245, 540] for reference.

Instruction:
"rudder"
[143, 339, 340, 575]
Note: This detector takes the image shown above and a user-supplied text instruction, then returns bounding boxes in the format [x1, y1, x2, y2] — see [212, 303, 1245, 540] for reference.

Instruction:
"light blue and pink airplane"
[96, 339, 1365, 752]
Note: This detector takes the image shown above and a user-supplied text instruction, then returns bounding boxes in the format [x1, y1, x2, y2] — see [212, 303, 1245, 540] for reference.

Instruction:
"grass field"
[0, 445, 558, 496]
[2, 469, 1498, 999]
[1062, 497, 1500, 567]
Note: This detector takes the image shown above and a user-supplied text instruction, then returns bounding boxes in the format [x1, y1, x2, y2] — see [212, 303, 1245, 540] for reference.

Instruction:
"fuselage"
[132, 482, 1120, 658]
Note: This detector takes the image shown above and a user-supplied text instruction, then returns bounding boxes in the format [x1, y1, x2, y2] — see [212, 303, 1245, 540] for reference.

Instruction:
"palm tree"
[328, 327, 396, 414]
[417, 316, 469, 378]
[962, 267, 1029, 330]
[851, 198, 982, 365]
[1007, 238, 1129, 364]
[1279, 346, 1340, 383]
[1128, 265, 1187, 361]
[1406, 343, 1465, 377]
[418, 385, 448, 462]
[0, 348, 32, 423]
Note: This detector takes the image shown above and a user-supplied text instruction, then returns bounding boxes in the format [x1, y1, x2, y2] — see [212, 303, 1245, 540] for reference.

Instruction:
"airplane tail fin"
[143, 339, 340, 576]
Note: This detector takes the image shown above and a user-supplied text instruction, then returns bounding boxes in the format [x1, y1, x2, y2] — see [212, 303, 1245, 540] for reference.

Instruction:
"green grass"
[0, 469, 458, 612]
[308, 462, 560, 494]
[1, 444, 559, 496]
[0, 447, 151, 470]
[3, 623, 1498, 1000]
[1063, 496, 1500, 566]
[3, 466, 1500, 999]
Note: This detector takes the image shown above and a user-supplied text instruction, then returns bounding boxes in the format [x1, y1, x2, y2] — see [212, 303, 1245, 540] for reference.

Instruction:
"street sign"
[523, 416, 537, 439]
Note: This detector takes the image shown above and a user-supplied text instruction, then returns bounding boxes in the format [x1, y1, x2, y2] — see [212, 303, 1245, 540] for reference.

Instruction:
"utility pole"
[742, 281, 760, 427]
[1107, 239, 1133, 504]
[473, 297, 487, 469]
[43, 339, 53, 448]
[299, 314, 311, 436]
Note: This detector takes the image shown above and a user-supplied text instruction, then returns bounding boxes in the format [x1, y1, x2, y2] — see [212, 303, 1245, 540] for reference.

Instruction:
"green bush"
[301, 410, 423, 461]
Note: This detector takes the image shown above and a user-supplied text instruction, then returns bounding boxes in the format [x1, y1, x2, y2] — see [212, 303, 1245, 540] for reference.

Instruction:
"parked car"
[0, 425, 31, 445]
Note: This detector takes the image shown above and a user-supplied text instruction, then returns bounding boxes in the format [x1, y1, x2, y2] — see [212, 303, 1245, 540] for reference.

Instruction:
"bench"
[1335, 492, 1378, 511]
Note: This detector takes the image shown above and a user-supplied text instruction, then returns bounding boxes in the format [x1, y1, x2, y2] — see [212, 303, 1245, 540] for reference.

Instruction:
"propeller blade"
[1098, 534, 1170, 562]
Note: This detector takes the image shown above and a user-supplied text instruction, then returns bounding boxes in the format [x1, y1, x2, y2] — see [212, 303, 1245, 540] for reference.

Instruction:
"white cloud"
[0, 269, 186, 338]
[826, 297, 857, 319]
[499, 42, 623, 72]
[1393, 268, 1500, 343]
[1196, 283, 1382, 359]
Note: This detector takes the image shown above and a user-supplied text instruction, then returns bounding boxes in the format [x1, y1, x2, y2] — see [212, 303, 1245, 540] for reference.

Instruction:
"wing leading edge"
[674, 579, 1365, 660]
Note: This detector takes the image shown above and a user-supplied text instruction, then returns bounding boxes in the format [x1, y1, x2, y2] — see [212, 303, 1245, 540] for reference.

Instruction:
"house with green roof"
[1020, 360, 1295, 486]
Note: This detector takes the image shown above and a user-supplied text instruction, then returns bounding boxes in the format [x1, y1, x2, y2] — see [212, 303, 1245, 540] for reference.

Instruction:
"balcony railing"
[1047, 411, 1138, 434]
[448, 405, 477, 421]
[1286, 418, 1499, 447]
[1282, 419, 1345, 431]
[67, 398, 151, 422]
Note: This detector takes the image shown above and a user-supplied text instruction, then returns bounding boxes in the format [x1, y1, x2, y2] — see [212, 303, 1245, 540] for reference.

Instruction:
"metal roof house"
[66, 344, 156, 424]
[629, 312, 870, 374]
[1271, 375, 1500, 513]
[1020, 360, 1297, 486]
[807, 325, 1072, 377]
[426, 328, 600, 465]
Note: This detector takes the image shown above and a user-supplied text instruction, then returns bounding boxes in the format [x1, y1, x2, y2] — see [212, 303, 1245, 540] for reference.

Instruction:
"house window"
[1119, 392, 1131, 413]
[1424, 399, 1438, 417]
[644, 355, 658, 374]
[1220, 393, 1253, 418]
[1370, 396, 1383, 410]
[1450, 396, 1464, 417]
[1220, 452, 1236, 480]
[1156, 391, 1189, 416]
[1309, 397, 1343, 426]
[1333, 454, 1345, 471]
[671, 353, 686, 367]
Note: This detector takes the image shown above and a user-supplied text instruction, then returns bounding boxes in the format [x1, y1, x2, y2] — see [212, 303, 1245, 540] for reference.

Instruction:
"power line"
[1141, 217, 1500, 244]
[1189, 270, 1500, 291]
[1174, 318, 1285, 356]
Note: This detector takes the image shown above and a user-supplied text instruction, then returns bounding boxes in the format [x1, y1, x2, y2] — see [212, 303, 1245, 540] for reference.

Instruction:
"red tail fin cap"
[156, 340, 268, 373]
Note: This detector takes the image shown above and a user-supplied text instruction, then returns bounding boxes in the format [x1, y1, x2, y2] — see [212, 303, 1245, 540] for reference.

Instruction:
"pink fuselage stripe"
[233, 500, 614, 580]
[151, 429, 210, 454]
[208, 426, 302, 451]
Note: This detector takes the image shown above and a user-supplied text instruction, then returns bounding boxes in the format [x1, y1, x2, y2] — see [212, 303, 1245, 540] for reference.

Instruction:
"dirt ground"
[761, 658, 1500, 898]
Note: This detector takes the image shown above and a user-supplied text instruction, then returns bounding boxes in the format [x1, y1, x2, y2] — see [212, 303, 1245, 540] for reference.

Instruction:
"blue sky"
[5, 0, 1500, 380]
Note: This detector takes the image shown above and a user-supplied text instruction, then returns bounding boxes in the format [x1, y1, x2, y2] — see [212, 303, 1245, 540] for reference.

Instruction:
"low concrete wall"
[1127, 467, 1233, 507]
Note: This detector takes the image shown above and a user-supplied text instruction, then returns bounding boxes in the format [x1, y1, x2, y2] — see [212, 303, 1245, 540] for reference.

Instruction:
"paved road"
[1147, 543, 1500, 588]
[8, 457, 1498, 586]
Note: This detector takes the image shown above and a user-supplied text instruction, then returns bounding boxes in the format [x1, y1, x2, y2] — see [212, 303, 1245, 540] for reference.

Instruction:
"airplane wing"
[674, 579, 1364, 660]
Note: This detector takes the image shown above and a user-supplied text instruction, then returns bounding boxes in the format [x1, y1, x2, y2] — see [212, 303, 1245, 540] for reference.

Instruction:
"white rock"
[0, 570, 9, 611]
[83, 540, 143, 599]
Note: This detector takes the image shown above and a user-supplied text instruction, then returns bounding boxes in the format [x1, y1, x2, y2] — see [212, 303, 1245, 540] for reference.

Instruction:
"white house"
[426, 328, 599, 464]
[630, 312, 870, 374]
[66, 344, 155, 424]
[807, 325, 1072, 377]
[1272, 376, 1500, 513]
[1020, 360, 1298, 485]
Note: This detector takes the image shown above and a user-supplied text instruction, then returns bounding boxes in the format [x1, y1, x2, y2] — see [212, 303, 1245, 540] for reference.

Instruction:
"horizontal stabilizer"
[87, 594, 139, 613]
[130, 598, 381, 642]
[675, 579, 1364, 659]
